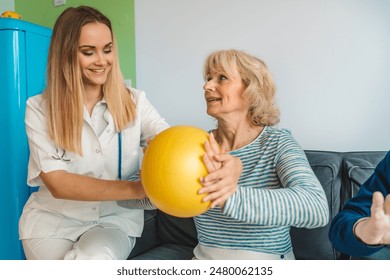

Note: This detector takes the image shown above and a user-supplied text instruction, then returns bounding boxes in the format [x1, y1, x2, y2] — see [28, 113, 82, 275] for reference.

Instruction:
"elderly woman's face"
[203, 65, 247, 119]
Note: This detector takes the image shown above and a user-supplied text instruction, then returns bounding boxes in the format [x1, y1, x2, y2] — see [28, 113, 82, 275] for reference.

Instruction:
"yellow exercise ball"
[141, 125, 211, 217]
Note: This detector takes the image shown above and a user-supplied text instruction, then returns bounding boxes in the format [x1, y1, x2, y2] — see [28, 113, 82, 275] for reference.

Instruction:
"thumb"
[371, 191, 385, 217]
[384, 193, 390, 215]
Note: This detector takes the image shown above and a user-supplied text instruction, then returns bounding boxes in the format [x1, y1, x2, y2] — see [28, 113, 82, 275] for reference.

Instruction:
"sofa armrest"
[290, 151, 343, 259]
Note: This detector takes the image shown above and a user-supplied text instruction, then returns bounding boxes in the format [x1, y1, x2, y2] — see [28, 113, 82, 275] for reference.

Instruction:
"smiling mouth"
[89, 68, 105, 73]
[207, 97, 222, 102]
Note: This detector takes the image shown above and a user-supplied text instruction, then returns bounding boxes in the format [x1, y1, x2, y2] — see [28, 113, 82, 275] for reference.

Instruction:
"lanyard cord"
[118, 132, 122, 180]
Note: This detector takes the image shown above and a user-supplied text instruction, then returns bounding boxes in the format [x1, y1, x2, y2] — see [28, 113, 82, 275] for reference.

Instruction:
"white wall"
[135, 0, 390, 152]
[0, 0, 15, 13]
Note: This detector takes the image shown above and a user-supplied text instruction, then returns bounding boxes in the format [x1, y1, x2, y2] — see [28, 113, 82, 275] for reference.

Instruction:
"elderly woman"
[194, 49, 329, 260]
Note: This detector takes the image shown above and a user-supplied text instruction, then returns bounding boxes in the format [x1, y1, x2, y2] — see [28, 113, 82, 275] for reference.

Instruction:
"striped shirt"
[194, 126, 329, 255]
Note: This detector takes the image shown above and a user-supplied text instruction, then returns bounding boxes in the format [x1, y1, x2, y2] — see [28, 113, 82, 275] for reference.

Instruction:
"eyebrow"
[79, 42, 113, 49]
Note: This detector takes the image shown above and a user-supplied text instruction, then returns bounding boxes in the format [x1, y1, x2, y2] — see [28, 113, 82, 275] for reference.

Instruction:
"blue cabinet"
[0, 18, 51, 259]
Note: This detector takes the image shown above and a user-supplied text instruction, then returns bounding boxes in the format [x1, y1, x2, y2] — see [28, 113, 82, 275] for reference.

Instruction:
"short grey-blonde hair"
[203, 49, 280, 126]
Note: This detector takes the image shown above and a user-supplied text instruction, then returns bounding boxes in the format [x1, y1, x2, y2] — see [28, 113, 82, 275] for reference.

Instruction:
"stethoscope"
[118, 132, 122, 180]
[51, 132, 123, 180]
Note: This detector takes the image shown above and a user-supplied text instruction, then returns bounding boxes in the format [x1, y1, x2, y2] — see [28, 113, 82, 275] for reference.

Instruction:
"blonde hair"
[44, 6, 136, 155]
[203, 49, 280, 126]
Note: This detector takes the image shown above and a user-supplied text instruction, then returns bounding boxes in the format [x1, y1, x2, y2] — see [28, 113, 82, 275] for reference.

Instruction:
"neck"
[84, 85, 103, 116]
[214, 121, 264, 152]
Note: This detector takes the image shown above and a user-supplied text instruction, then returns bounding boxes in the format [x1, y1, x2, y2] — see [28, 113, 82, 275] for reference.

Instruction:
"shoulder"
[261, 126, 295, 143]
[127, 87, 146, 103]
[27, 93, 45, 106]
[261, 126, 304, 158]
[265, 126, 291, 135]
[26, 93, 46, 114]
[127, 87, 161, 115]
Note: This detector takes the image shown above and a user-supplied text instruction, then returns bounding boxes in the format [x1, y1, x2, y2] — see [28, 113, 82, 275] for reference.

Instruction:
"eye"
[103, 47, 112, 54]
[218, 75, 227, 81]
[81, 51, 94, 56]
[79, 47, 94, 56]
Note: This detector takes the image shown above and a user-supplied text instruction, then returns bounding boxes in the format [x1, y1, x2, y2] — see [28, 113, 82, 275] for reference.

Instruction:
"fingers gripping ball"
[141, 126, 211, 217]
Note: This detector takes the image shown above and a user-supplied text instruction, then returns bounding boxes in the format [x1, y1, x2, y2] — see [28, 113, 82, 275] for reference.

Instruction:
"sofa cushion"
[305, 151, 343, 218]
[157, 212, 198, 248]
[130, 244, 194, 260]
[290, 151, 343, 259]
[341, 151, 387, 205]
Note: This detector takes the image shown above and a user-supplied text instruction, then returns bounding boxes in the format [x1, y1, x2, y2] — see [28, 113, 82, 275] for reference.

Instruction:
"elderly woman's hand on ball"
[199, 133, 242, 209]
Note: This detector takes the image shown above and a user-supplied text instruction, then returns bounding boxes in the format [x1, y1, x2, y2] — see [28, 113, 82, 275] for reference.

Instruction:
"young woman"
[18, 6, 168, 260]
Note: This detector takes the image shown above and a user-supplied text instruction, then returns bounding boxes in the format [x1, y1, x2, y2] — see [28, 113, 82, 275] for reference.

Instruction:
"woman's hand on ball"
[203, 132, 222, 172]
[200, 133, 242, 208]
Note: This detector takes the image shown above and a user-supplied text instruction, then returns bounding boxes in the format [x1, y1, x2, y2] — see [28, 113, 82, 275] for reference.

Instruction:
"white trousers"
[22, 226, 135, 260]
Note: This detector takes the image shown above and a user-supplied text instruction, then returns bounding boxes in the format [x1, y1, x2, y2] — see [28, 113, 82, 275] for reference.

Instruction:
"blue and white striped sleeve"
[116, 171, 156, 210]
[223, 131, 329, 228]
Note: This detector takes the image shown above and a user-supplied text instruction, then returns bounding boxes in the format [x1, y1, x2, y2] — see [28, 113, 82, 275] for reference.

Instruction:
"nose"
[94, 51, 106, 66]
[203, 79, 215, 92]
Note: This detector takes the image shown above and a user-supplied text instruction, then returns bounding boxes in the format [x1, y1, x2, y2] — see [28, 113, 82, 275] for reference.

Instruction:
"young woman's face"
[203, 65, 247, 119]
[78, 22, 113, 88]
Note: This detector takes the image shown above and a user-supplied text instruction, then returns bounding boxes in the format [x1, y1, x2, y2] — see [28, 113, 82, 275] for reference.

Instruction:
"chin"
[206, 110, 217, 118]
[88, 77, 108, 86]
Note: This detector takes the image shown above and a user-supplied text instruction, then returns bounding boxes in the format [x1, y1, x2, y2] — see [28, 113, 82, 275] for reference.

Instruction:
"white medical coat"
[19, 88, 169, 241]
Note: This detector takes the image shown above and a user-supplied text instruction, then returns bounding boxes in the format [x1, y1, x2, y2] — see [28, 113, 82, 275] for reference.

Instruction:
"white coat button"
[95, 148, 100, 153]
[92, 207, 96, 211]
